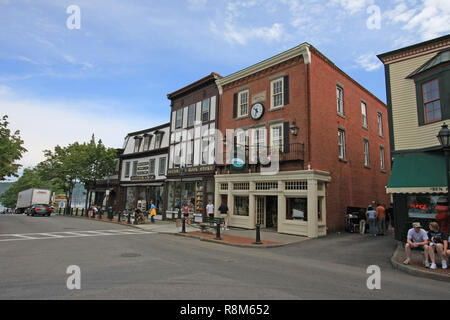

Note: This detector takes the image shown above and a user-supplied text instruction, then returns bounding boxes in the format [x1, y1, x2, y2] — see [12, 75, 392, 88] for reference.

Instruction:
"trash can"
[107, 207, 113, 220]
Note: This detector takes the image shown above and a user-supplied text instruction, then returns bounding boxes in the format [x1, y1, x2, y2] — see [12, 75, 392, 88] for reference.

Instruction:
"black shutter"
[284, 76, 290, 105]
[233, 93, 238, 118]
[283, 122, 290, 153]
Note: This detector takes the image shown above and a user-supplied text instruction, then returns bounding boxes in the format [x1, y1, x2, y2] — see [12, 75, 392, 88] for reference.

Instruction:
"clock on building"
[251, 103, 264, 120]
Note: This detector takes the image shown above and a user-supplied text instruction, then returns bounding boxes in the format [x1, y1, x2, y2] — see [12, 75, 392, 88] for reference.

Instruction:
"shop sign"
[168, 165, 215, 175]
[130, 175, 155, 181]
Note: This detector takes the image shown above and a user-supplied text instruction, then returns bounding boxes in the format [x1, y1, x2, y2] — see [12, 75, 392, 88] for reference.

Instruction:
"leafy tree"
[0, 115, 27, 180]
[39, 136, 117, 212]
[79, 135, 117, 210]
[0, 166, 62, 208]
[39, 143, 85, 212]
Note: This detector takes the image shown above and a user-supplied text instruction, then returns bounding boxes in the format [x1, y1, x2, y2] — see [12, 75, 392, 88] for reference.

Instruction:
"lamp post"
[437, 123, 450, 210]
[178, 167, 185, 232]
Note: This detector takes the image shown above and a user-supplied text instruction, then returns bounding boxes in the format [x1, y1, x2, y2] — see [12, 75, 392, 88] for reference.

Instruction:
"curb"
[57, 214, 141, 230]
[390, 242, 450, 282]
[161, 232, 287, 248]
[59, 215, 297, 249]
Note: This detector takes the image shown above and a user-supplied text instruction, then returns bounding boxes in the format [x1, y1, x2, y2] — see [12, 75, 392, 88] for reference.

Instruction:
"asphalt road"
[1, 214, 449, 300]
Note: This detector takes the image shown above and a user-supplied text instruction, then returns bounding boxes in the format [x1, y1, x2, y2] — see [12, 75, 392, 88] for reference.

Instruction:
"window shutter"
[284, 76, 290, 105]
[283, 122, 290, 153]
[233, 93, 238, 118]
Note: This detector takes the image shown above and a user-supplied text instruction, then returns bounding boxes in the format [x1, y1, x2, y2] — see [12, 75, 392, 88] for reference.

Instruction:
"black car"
[27, 204, 53, 217]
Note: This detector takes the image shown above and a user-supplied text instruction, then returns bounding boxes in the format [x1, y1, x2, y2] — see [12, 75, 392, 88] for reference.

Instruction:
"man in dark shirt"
[218, 203, 229, 231]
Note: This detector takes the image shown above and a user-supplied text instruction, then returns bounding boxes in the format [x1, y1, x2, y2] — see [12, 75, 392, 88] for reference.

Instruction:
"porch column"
[277, 194, 286, 233]
[249, 181, 256, 229]
[214, 183, 221, 217]
[307, 179, 318, 238]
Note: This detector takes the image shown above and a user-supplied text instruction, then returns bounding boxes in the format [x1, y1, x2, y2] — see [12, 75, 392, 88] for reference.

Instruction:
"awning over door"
[386, 153, 448, 194]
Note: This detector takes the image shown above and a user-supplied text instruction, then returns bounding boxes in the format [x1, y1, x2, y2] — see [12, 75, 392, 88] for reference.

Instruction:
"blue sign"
[231, 158, 245, 168]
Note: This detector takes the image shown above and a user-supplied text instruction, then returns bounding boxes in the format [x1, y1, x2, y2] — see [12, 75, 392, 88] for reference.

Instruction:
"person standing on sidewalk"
[366, 205, 377, 236]
[218, 202, 229, 231]
[182, 202, 190, 225]
[206, 200, 214, 226]
[376, 203, 386, 235]
[150, 201, 156, 224]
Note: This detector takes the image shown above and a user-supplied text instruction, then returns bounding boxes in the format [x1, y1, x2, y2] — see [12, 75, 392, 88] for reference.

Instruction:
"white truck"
[15, 188, 51, 214]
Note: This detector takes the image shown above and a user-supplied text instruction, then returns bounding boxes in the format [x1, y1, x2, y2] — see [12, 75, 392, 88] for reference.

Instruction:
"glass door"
[256, 196, 266, 227]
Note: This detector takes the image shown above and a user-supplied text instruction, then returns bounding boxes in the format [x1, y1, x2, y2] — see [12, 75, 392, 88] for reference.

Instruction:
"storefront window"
[168, 181, 200, 212]
[125, 187, 146, 211]
[286, 198, 307, 221]
[234, 196, 249, 216]
[148, 186, 164, 213]
[407, 194, 441, 219]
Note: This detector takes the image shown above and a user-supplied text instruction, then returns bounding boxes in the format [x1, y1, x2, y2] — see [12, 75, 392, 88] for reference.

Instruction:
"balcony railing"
[226, 143, 304, 166]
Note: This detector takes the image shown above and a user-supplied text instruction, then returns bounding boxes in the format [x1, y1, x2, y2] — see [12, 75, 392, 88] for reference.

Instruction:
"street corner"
[391, 242, 450, 282]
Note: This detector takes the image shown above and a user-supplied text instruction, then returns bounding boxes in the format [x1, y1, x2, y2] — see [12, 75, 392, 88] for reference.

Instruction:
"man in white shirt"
[206, 201, 214, 226]
[403, 222, 430, 267]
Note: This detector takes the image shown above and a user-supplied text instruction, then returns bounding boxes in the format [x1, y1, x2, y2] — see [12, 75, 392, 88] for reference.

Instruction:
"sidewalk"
[59, 214, 308, 248]
[134, 220, 309, 248]
[391, 242, 450, 282]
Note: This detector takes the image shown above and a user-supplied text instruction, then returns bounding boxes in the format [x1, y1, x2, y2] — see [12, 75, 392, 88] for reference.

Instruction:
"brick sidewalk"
[188, 231, 282, 246]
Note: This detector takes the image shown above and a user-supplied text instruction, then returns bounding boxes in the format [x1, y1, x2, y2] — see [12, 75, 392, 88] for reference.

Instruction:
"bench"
[199, 217, 225, 232]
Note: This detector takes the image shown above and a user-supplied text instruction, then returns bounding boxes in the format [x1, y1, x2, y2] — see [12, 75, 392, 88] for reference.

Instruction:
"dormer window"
[154, 130, 164, 149]
[408, 50, 449, 126]
[134, 136, 143, 153]
[143, 134, 153, 151]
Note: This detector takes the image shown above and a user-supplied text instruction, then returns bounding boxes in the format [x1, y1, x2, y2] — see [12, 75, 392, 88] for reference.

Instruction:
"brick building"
[215, 43, 391, 237]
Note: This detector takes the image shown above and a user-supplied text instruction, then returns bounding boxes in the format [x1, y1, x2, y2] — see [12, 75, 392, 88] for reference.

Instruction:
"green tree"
[0, 166, 62, 208]
[39, 143, 85, 212]
[0, 115, 27, 180]
[79, 135, 117, 210]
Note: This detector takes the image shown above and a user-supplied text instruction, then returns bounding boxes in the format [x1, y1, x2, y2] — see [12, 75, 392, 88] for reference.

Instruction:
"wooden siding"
[389, 50, 449, 150]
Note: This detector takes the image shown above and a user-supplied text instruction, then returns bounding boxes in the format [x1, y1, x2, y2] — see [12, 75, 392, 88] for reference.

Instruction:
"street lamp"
[437, 123, 450, 209]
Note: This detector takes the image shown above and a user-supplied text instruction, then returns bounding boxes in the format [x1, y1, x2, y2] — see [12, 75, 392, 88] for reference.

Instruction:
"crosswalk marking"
[0, 229, 155, 242]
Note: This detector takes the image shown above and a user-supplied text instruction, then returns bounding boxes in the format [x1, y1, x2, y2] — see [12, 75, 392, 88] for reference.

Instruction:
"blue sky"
[0, 0, 449, 173]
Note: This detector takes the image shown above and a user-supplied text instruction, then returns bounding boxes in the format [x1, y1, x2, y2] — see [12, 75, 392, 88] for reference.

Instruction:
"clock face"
[251, 103, 264, 120]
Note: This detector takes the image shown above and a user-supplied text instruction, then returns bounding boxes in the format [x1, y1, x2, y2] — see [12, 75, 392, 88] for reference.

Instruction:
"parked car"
[26, 204, 53, 217]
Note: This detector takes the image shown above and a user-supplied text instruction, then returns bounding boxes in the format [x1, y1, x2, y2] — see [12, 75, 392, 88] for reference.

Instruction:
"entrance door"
[266, 196, 278, 229]
[256, 196, 266, 228]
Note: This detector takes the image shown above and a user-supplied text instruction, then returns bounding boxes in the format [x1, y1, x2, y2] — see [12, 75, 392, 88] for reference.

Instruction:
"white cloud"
[223, 22, 285, 45]
[356, 53, 382, 71]
[0, 90, 165, 168]
[329, 0, 374, 14]
[385, 0, 450, 41]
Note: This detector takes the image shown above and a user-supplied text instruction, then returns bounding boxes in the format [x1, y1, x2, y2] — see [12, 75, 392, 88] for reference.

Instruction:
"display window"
[407, 194, 442, 219]
[286, 197, 307, 221]
[234, 196, 249, 216]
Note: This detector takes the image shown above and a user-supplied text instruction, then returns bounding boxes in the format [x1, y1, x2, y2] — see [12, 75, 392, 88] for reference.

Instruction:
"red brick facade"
[217, 45, 391, 232]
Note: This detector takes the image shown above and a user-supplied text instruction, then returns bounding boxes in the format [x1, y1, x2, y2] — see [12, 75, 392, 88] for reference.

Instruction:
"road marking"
[0, 229, 156, 242]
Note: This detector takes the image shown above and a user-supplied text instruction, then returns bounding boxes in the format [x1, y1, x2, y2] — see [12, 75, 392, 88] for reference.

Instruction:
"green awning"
[386, 153, 448, 194]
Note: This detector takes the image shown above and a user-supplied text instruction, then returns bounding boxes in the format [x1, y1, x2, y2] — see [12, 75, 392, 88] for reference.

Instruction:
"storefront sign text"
[130, 175, 155, 181]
